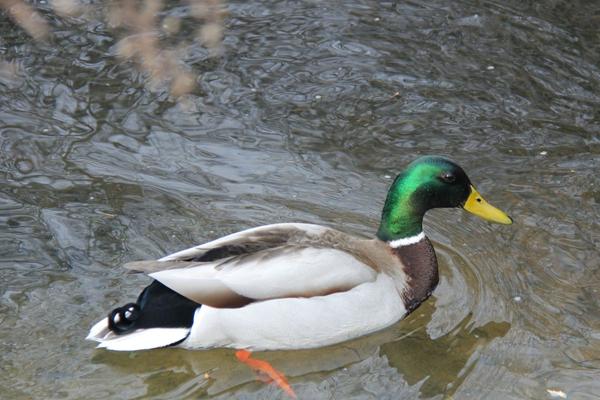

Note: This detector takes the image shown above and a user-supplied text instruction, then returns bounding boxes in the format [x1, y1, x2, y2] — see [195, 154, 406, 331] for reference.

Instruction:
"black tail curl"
[108, 303, 141, 333]
[107, 280, 200, 335]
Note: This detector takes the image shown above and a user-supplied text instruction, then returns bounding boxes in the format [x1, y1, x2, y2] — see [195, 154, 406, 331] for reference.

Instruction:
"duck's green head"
[377, 156, 512, 241]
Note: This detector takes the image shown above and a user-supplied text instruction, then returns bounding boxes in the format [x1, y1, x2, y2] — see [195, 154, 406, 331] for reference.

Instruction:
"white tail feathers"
[86, 317, 189, 351]
[86, 317, 111, 342]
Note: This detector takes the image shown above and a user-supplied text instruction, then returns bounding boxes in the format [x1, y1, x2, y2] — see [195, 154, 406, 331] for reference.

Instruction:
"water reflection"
[383, 304, 511, 398]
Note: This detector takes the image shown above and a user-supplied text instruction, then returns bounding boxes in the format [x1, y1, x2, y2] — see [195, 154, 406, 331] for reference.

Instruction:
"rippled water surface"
[2, 0, 600, 399]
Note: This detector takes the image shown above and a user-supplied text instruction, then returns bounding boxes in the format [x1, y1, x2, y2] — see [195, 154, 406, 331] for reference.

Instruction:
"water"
[1, 0, 599, 398]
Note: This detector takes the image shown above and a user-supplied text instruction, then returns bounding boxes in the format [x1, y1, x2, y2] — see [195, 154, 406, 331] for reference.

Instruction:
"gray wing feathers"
[123, 260, 204, 273]
[121, 223, 376, 307]
[156, 223, 326, 262]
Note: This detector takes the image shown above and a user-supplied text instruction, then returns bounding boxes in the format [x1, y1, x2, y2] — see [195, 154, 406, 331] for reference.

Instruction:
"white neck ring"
[388, 232, 425, 248]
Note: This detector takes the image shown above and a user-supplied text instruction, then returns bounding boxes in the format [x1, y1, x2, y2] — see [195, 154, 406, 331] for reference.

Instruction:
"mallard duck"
[87, 156, 512, 351]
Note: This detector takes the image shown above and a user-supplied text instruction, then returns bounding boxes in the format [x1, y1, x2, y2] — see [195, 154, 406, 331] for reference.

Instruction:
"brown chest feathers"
[390, 237, 439, 313]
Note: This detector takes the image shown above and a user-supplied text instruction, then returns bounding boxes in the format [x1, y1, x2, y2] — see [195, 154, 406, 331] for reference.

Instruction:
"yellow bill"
[462, 185, 512, 224]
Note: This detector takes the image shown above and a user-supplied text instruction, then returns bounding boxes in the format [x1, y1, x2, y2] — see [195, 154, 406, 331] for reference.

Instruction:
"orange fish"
[235, 349, 297, 399]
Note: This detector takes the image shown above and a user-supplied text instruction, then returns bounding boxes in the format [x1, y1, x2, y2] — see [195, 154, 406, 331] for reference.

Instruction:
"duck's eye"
[440, 172, 456, 183]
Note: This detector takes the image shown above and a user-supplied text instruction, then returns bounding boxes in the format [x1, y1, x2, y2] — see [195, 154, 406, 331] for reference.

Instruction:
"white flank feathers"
[179, 274, 407, 350]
